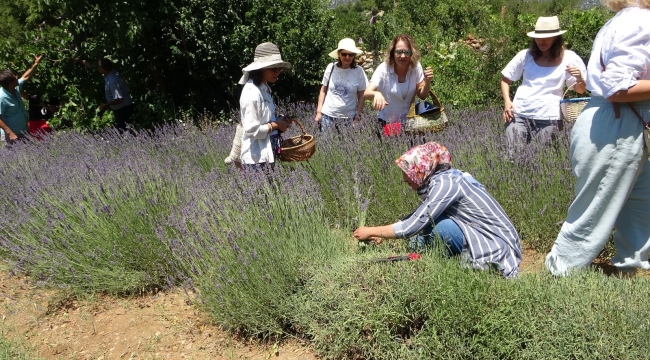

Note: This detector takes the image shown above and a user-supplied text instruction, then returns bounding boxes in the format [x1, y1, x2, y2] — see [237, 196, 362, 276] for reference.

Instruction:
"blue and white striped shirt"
[392, 169, 522, 278]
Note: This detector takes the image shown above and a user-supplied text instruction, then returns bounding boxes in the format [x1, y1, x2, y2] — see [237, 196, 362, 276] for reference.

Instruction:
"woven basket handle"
[408, 86, 444, 117]
[562, 82, 577, 100]
[287, 118, 307, 135]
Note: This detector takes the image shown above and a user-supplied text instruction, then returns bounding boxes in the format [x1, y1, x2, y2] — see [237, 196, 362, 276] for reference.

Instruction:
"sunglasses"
[340, 52, 356, 58]
[267, 67, 283, 73]
[394, 49, 413, 56]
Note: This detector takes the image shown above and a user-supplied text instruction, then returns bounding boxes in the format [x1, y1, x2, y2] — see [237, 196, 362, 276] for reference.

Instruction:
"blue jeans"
[408, 213, 464, 256]
[320, 114, 352, 134]
[241, 162, 275, 172]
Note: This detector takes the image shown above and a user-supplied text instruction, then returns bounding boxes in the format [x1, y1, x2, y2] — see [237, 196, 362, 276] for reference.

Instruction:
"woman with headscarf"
[545, 0, 650, 276]
[314, 38, 368, 133]
[238, 42, 293, 170]
[353, 142, 522, 278]
[501, 16, 586, 155]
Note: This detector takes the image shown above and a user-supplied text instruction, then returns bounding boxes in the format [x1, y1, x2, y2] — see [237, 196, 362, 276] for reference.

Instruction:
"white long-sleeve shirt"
[586, 6, 650, 98]
[239, 80, 278, 164]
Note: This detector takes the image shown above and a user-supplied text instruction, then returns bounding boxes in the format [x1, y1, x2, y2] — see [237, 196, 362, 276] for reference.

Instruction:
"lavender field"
[2, 104, 649, 359]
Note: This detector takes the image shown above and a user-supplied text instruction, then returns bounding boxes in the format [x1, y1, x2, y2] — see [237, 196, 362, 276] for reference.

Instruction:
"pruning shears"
[360, 253, 421, 262]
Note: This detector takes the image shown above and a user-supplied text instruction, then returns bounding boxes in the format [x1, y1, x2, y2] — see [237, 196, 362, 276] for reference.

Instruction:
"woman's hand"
[273, 119, 290, 133]
[503, 101, 515, 122]
[423, 66, 433, 83]
[314, 112, 322, 125]
[373, 92, 388, 110]
[353, 227, 372, 240]
[566, 65, 587, 94]
[566, 65, 583, 83]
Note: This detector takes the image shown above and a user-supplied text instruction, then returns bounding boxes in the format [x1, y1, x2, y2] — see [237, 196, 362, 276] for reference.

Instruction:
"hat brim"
[242, 60, 292, 72]
[328, 47, 363, 59]
[527, 30, 566, 38]
[238, 61, 292, 85]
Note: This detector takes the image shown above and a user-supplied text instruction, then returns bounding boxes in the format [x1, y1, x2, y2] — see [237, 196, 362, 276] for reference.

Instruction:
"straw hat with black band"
[328, 38, 363, 59]
[238, 42, 292, 85]
[527, 16, 567, 38]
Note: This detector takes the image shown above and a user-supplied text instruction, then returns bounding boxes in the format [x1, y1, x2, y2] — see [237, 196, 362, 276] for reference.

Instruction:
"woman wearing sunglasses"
[237, 42, 292, 170]
[364, 34, 433, 135]
[314, 38, 368, 133]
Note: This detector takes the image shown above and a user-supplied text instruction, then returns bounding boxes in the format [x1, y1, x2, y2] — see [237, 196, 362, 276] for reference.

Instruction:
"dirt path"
[0, 273, 316, 360]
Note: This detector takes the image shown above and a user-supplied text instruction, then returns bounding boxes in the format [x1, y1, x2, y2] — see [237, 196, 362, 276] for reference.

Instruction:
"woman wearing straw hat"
[364, 34, 433, 135]
[238, 42, 292, 170]
[314, 38, 368, 133]
[353, 142, 521, 278]
[501, 16, 586, 155]
[546, 0, 650, 276]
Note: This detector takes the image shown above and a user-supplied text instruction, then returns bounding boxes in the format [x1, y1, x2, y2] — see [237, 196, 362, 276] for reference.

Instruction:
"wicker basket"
[560, 84, 590, 122]
[279, 119, 316, 162]
[404, 89, 448, 134]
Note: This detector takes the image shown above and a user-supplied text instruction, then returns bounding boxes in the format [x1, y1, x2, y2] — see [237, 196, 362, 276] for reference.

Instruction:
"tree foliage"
[0, 0, 332, 129]
[0, 0, 613, 129]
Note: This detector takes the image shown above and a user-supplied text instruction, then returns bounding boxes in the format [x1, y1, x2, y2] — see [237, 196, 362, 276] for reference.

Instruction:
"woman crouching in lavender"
[353, 142, 522, 278]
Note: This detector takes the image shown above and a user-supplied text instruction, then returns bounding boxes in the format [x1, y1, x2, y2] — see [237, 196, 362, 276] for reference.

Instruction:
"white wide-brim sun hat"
[328, 38, 363, 59]
[527, 16, 566, 38]
[238, 42, 292, 85]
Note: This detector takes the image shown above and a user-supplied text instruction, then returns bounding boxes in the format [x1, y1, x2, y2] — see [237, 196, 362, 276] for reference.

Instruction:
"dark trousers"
[114, 104, 134, 130]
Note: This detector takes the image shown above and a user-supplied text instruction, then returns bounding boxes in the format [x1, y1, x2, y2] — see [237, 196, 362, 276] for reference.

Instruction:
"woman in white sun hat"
[314, 38, 368, 133]
[546, 0, 650, 276]
[238, 42, 292, 170]
[500, 16, 587, 156]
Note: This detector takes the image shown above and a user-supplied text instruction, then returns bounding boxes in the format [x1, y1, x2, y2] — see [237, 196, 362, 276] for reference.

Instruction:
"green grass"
[0, 335, 41, 360]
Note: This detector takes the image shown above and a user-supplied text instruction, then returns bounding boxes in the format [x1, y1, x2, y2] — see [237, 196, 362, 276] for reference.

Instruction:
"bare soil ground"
[1, 247, 646, 359]
[0, 273, 316, 360]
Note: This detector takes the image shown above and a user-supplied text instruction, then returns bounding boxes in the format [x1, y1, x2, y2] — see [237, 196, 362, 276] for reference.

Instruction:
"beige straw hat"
[238, 42, 292, 85]
[527, 16, 566, 38]
[328, 38, 363, 59]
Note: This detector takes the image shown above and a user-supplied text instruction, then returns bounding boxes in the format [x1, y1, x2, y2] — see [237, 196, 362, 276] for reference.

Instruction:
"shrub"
[161, 167, 350, 337]
[293, 247, 650, 359]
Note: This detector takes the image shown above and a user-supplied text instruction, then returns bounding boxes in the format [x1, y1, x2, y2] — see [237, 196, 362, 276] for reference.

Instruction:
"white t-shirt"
[370, 62, 425, 122]
[585, 6, 650, 98]
[502, 49, 587, 120]
[321, 63, 368, 118]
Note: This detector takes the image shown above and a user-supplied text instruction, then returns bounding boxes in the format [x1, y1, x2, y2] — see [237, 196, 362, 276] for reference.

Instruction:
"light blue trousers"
[546, 97, 650, 275]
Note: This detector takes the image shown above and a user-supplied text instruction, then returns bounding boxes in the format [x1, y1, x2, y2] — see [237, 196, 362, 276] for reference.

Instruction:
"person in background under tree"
[0, 54, 44, 145]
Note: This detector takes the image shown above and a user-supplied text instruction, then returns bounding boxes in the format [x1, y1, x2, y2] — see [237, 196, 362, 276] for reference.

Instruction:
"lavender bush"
[293, 248, 650, 359]
[160, 166, 350, 337]
[0, 124, 231, 293]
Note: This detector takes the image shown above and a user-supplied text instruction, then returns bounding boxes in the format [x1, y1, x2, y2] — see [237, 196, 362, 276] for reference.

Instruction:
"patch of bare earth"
[0, 273, 316, 360]
[518, 245, 650, 279]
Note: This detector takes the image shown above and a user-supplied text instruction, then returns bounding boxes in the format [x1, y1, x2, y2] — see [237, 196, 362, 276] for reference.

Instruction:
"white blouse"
[585, 6, 650, 98]
[239, 80, 277, 164]
[502, 49, 586, 120]
[369, 62, 424, 122]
